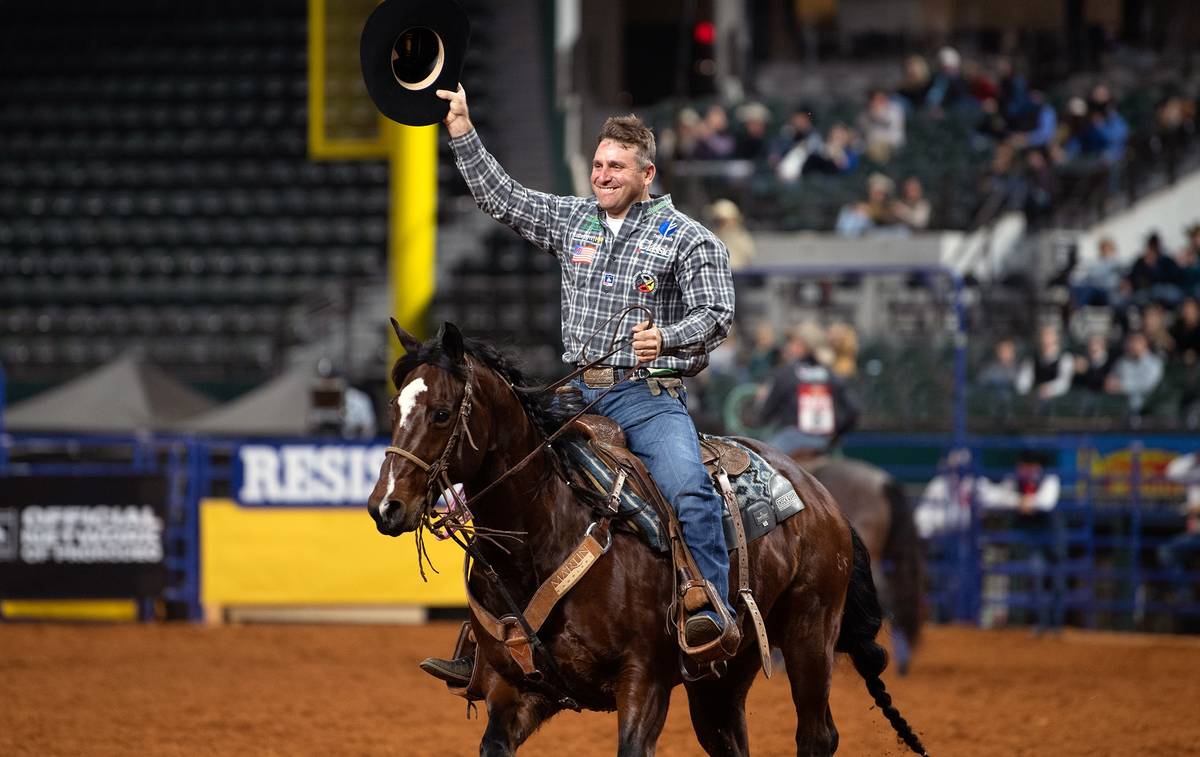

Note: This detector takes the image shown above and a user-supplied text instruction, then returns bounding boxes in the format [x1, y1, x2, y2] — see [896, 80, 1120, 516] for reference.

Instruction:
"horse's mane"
[390, 335, 605, 507]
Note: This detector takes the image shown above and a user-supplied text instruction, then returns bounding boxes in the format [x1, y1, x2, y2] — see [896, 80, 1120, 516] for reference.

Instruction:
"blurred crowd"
[977, 221, 1200, 421]
[657, 46, 1197, 234]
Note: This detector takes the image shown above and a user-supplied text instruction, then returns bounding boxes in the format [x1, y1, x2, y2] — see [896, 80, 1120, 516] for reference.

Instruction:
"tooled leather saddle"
[561, 414, 805, 678]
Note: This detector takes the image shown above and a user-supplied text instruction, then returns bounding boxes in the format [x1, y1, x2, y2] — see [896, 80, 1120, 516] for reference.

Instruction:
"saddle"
[441, 415, 805, 702]
[563, 414, 803, 679]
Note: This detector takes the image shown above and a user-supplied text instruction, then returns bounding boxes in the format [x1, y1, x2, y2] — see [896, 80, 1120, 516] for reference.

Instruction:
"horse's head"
[368, 320, 492, 537]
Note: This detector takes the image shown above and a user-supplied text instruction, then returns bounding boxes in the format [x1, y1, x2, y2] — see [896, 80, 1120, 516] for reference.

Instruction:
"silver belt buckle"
[582, 367, 616, 388]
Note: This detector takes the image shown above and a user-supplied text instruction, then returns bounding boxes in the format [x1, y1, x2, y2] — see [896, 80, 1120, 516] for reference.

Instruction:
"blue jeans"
[572, 377, 735, 619]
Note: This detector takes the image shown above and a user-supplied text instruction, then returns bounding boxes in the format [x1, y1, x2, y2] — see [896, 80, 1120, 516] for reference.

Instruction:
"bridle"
[383, 357, 480, 521]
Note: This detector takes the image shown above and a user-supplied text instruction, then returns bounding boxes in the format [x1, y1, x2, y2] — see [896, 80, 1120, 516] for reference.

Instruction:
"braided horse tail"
[835, 526, 929, 756]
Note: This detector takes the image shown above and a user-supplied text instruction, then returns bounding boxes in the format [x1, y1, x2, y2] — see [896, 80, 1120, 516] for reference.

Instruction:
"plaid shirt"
[450, 129, 734, 376]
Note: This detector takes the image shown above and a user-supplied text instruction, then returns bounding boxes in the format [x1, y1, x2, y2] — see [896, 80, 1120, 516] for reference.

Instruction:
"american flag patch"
[571, 245, 597, 264]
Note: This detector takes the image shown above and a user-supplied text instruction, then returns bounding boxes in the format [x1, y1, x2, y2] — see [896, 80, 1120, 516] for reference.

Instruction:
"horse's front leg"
[479, 672, 557, 757]
[615, 667, 672, 757]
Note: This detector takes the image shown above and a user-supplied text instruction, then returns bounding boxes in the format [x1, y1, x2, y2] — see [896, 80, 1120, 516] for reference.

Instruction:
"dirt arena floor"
[2, 622, 1198, 756]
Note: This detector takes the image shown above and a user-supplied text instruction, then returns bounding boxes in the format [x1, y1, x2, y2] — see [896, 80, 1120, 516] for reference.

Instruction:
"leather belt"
[579, 365, 637, 388]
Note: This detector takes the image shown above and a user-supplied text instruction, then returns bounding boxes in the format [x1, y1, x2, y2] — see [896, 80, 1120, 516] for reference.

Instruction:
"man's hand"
[632, 320, 662, 364]
[435, 84, 473, 138]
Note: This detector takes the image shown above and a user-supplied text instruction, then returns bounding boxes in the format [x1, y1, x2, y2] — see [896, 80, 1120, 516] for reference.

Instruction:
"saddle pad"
[562, 437, 805, 554]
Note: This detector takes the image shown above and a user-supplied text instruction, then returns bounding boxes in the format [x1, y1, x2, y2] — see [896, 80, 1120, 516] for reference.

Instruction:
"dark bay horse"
[799, 456, 925, 673]
[368, 323, 927, 756]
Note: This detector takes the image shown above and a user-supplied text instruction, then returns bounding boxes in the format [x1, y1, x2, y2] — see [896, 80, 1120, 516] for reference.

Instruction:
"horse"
[368, 322, 927, 757]
[797, 455, 926, 674]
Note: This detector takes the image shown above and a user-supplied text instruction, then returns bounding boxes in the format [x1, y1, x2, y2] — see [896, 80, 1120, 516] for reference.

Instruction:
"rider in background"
[434, 85, 737, 649]
[755, 324, 859, 459]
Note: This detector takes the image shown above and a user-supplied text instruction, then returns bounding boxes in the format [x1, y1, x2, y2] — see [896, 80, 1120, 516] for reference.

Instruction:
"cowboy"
[756, 324, 859, 460]
[420, 85, 736, 684]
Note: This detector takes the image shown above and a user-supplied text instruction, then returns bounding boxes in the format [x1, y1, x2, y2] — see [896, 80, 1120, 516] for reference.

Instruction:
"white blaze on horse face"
[382, 377, 429, 506]
[397, 377, 428, 429]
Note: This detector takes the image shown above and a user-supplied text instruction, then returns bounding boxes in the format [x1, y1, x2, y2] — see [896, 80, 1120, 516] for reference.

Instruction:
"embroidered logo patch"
[635, 271, 657, 294]
[580, 215, 604, 231]
[601, 272, 616, 291]
[657, 219, 679, 238]
[646, 198, 670, 216]
[637, 242, 673, 258]
[571, 245, 597, 264]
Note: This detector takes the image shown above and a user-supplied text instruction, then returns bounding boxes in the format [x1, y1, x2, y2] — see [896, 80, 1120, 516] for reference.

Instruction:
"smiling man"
[420, 85, 736, 682]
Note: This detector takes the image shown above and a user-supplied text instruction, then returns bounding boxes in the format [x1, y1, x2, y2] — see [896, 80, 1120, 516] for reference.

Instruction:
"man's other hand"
[435, 84, 472, 138]
[632, 320, 663, 363]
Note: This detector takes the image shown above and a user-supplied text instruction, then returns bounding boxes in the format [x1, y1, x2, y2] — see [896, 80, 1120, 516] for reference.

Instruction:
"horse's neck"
[465, 389, 589, 588]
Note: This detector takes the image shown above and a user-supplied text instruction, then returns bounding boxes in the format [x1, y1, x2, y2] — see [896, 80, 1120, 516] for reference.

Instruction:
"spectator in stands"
[1142, 303, 1176, 356]
[826, 322, 859, 379]
[974, 97, 1010, 148]
[734, 102, 771, 161]
[746, 322, 780, 382]
[1011, 89, 1058, 151]
[896, 54, 932, 112]
[1179, 224, 1200, 298]
[979, 140, 1026, 211]
[665, 107, 702, 160]
[1070, 236, 1123, 306]
[858, 88, 906, 164]
[1171, 298, 1200, 365]
[1023, 148, 1056, 224]
[978, 337, 1021, 395]
[891, 177, 931, 231]
[963, 58, 999, 104]
[926, 47, 971, 111]
[1127, 232, 1184, 307]
[1105, 330, 1164, 412]
[1065, 85, 1129, 164]
[1016, 324, 1074, 403]
[995, 56, 1029, 118]
[1072, 334, 1115, 392]
[693, 104, 736, 159]
[835, 172, 897, 236]
[708, 199, 755, 270]
[772, 108, 822, 182]
[1156, 95, 1196, 162]
[1088, 84, 1130, 164]
[803, 122, 859, 176]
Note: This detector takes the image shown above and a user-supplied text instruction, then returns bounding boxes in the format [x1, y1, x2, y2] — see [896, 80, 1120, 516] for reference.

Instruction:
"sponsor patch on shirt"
[601, 272, 616, 292]
[657, 218, 680, 238]
[571, 244, 597, 264]
[646, 198, 671, 216]
[580, 215, 604, 231]
[637, 241, 674, 258]
[634, 271, 657, 294]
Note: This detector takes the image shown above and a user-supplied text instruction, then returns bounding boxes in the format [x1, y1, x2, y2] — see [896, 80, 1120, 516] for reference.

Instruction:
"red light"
[694, 20, 715, 46]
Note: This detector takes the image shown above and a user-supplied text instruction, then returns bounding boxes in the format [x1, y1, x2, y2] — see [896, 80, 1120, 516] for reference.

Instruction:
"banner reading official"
[0, 476, 168, 599]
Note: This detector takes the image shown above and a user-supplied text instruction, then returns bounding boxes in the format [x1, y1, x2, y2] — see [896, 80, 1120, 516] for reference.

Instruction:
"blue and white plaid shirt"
[450, 129, 734, 376]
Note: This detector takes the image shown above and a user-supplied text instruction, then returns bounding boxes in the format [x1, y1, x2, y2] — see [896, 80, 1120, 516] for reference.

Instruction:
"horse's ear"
[389, 318, 421, 354]
[436, 322, 466, 365]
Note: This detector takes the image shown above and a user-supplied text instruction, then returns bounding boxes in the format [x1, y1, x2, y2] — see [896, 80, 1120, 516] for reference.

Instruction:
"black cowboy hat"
[360, 0, 471, 126]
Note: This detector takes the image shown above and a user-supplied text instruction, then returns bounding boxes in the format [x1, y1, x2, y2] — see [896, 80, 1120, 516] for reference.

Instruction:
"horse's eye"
[432, 409, 451, 423]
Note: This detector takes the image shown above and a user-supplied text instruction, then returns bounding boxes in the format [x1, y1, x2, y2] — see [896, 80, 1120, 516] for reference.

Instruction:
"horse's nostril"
[378, 501, 391, 518]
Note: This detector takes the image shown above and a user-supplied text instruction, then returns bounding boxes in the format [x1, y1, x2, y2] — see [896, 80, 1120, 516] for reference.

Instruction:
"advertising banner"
[232, 442, 388, 506]
[206, 442, 465, 611]
[0, 476, 168, 599]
